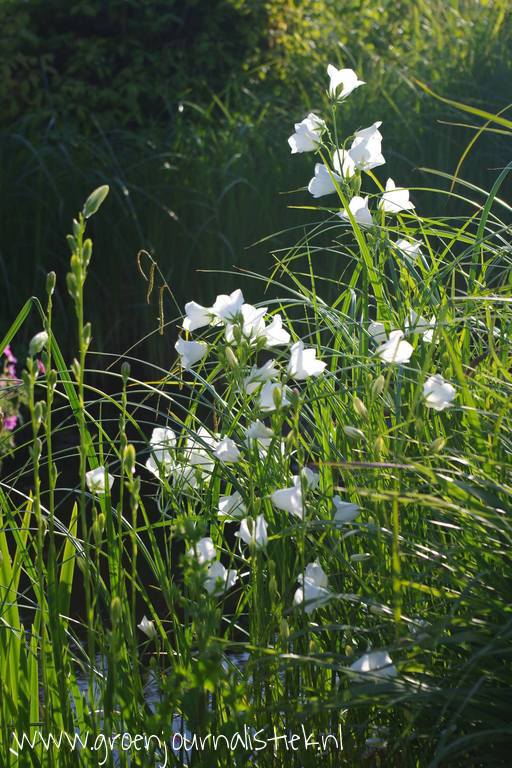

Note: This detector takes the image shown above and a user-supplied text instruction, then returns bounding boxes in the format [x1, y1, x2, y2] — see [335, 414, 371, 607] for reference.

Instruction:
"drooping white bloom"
[204, 561, 238, 596]
[145, 454, 173, 479]
[338, 196, 373, 228]
[379, 178, 415, 214]
[349, 122, 385, 171]
[333, 495, 360, 524]
[262, 315, 291, 347]
[243, 360, 279, 395]
[86, 466, 114, 495]
[308, 163, 342, 198]
[395, 238, 422, 263]
[225, 303, 267, 343]
[183, 427, 218, 477]
[293, 561, 331, 613]
[288, 113, 326, 154]
[218, 491, 246, 519]
[189, 537, 216, 565]
[149, 427, 176, 463]
[236, 515, 268, 549]
[301, 467, 320, 490]
[214, 436, 241, 463]
[271, 476, 304, 519]
[259, 381, 291, 412]
[423, 374, 456, 411]
[171, 462, 199, 491]
[174, 338, 208, 370]
[211, 289, 245, 322]
[287, 340, 327, 380]
[244, 420, 274, 451]
[349, 650, 397, 679]
[137, 615, 157, 639]
[332, 148, 356, 178]
[405, 310, 436, 343]
[182, 301, 212, 332]
[376, 330, 413, 364]
[29, 330, 49, 356]
[327, 65, 365, 100]
[368, 321, 388, 344]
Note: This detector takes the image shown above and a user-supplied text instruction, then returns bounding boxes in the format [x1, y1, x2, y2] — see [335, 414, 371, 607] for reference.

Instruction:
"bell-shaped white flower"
[293, 561, 331, 613]
[332, 148, 356, 178]
[287, 340, 327, 380]
[423, 374, 456, 411]
[308, 163, 342, 198]
[288, 113, 326, 153]
[189, 536, 216, 565]
[333, 495, 360, 524]
[146, 453, 174, 479]
[368, 321, 388, 344]
[171, 462, 199, 491]
[211, 289, 244, 322]
[218, 491, 246, 519]
[348, 122, 384, 171]
[338, 196, 373, 228]
[175, 338, 208, 370]
[259, 381, 291, 412]
[395, 238, 422, 263]
[137, 615, 157, 639]
[225, 303, 267, 343]
[204, 561, 238, 596]
[405, 310, 436, 343]
[214, 436, 241, 463]
[262, 315, 291, 347]
[376, 330, 413, 364]
[183, 427, 217, 477]
[301, 467, 320, 490]
[244, 420, 274, 451]
[271, 476, 304, 519]
[243, 360, 279, 395]
[236, 515, 268, 549]
[182, 301, 212, 332]
[86, 466, 114, 495]
[149, 427, 176, 463]
[379, 178, 414, 214]
[349, 650, 397, 679]
[327, 64, 365, 100]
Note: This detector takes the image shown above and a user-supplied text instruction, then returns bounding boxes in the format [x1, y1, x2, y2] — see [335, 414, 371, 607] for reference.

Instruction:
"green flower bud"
[83, 185, 109, 219]
[372, 374, 385, 397]
[353, 395, 368, 419]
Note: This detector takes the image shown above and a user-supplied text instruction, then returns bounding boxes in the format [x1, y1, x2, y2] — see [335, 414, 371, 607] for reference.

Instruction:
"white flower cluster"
[129, 63, 464, 679]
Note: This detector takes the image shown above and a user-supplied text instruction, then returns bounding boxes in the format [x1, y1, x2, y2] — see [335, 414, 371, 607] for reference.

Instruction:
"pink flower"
[3, 346, 17, 364]
[3, 415, 17, 431]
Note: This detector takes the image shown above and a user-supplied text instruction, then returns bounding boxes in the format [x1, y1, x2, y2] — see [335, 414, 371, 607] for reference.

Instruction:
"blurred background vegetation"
[1, 0, 511, 363]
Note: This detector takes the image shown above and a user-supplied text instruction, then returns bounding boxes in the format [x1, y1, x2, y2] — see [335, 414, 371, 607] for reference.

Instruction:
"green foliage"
[0, 0, 271, 128]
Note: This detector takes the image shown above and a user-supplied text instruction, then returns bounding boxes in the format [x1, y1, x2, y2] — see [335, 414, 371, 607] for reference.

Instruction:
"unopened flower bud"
[121, 361, 130, 384]
[373, 435, 386, 454]
[124, 444, 136, 475]
[29, 331, 48, 356]
[343, 425, 365, 441]
[111, 596, 122, 627]
[225, 346, 238, 369]
[372, 374, 385, 397]
[46, 271, 56, 295]
[353, 395, 368, 419]
[429, 436, 446, 453]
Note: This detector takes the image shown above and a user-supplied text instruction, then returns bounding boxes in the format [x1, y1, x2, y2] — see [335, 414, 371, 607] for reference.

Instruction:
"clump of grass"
[1, 65, 512, 768]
